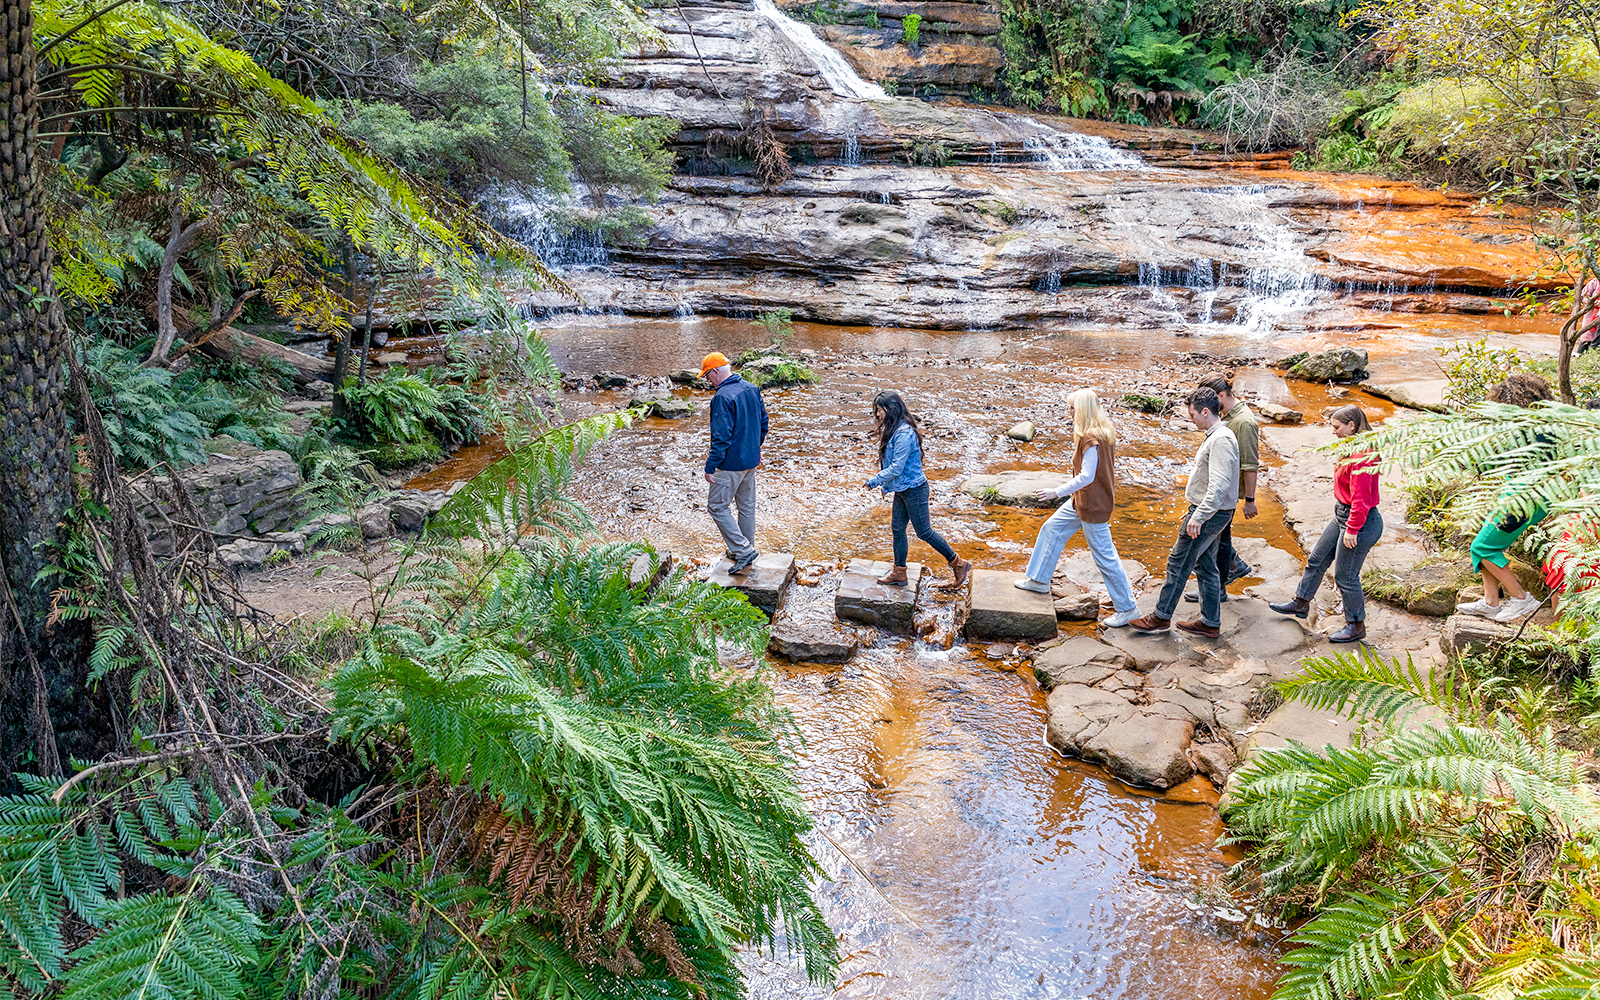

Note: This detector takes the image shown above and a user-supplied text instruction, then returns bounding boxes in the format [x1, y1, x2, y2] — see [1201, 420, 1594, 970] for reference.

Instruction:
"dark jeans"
[1295, 504, 1384, 622]
[892, 482, 957, 566]
[1191, 520, 1251, 590]
[1154, 506, 1235, 626]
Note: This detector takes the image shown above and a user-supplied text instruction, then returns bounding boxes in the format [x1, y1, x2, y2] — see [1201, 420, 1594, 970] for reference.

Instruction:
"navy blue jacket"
[705, 374, 768, 474]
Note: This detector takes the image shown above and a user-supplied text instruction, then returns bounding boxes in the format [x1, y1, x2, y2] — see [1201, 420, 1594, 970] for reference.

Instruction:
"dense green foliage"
[1227, 650, 1600, 1000]
[336, 365, 486, 469]
[999, 0, 1363, 123]
[0, 415, 836, 1000]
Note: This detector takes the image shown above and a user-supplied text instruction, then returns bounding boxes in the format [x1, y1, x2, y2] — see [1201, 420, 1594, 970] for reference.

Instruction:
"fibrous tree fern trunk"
[1, 0, 83, 775]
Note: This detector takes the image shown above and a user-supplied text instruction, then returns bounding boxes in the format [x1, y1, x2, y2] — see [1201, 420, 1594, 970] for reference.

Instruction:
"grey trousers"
[708, 468, 758, 561]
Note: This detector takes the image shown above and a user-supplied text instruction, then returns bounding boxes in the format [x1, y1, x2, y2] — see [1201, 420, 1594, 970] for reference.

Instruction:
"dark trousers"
[1295, 504, 1384, 622]
[892, 483, 957, 566]
[1154, 506, 1235, 626]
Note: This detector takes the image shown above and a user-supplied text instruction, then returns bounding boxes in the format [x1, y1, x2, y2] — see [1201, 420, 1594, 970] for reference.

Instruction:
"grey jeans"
[1296, 503, 1383, 622]
[708, 468, 758, 561]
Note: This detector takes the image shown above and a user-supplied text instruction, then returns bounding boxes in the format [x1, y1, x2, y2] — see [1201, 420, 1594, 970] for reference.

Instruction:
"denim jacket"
[865, 423, 928, 493]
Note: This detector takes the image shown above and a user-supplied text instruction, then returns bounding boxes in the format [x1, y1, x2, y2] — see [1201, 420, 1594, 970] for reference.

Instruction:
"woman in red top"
[1269, 405, 1384, 643]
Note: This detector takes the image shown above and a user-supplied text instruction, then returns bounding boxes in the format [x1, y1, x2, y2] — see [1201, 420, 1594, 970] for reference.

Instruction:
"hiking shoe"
[1224, 561, 1253, 586]
[1101, 608, 1140, 628]
[937, 557, 972, 592]
[729, 551, 760, 575]
[1013, 577, 1051, 594]
[1456, 598, 1496, 618]
[1269, 596, 1310, 619]
[1127, 615, 1171, 634]
[1176, 620, 1221, 639]
[1329, 621, 1367, 643]
[877, 565, 908, 587]
[1492, 595, 1541, 622]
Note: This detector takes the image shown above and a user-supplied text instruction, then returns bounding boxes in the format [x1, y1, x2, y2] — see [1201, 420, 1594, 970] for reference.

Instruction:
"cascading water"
[753, 0, 889, 100]
[487, 191, 611, 269]
[1011, 115, 1146, 172]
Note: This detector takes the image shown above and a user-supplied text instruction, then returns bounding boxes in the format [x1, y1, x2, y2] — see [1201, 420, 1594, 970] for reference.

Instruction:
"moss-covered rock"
[1121, 392, 1170, 414]
[1363, 556, 1477, 617]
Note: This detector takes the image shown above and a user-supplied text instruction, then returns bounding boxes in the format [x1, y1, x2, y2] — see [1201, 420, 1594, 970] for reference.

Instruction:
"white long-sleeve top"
[1186, 423, 1240, 524]
[1052, 444, 1098, 498]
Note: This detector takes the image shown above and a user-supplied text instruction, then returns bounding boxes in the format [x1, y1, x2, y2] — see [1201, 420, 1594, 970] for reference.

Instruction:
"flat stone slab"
[960, 471, 1071, 507]
[768, 613, 858, 663]
[708, 553, 795, 615]
[835, 560, 924, 633]
[965, 569, 1058, 642]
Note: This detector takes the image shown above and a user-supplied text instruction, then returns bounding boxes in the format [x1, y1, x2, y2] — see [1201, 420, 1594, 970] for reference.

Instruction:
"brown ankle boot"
[937, 556, 971, 592]
[877, 565, 908, 586]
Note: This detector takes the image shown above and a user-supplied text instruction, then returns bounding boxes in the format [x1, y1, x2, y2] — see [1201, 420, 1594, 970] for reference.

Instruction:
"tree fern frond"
[1281, 648, 1473, 726]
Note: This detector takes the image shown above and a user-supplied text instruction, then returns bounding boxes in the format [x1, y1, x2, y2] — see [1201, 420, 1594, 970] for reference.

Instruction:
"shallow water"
[397, 305, 1548, 998]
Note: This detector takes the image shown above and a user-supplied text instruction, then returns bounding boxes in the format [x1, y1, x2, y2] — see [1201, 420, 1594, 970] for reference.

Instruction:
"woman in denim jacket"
[865, 391, 972, 591]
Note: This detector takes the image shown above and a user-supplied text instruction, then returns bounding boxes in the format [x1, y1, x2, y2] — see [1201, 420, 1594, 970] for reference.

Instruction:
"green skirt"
[1469, 506, 1546, 573]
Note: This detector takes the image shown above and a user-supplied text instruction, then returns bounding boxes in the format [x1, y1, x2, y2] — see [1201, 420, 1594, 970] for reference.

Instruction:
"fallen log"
[197, 326, 335, 386]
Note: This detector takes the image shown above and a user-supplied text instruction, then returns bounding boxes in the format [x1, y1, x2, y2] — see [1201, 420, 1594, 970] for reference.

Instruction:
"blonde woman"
[1013, 389, 1139, 627]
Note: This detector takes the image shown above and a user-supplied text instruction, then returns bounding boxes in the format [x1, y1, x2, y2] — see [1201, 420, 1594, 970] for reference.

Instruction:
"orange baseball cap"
[700, 352, 729, 376]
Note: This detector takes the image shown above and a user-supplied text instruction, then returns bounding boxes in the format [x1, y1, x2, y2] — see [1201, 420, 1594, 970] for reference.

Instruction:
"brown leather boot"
[877, 565, 909, 586]
[937, 556, 971, 592]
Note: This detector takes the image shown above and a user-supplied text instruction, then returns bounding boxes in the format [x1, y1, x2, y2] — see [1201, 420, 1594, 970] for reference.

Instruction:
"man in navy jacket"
[701, 352, 768, 574]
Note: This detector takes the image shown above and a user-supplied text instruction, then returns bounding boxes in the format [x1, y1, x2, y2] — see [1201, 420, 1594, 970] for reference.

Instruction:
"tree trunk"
[1, 0, 86, 775]
[145, 184, 215, 367]
[197, 327, 335, 386]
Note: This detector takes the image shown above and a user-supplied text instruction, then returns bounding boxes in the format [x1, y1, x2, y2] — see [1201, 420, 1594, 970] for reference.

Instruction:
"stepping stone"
[628, 550, 675, 590]
[709, 553, 795, 615]
[835, 559, 923, 634]
[965, 569, 1058, 642]
[768, 613, 859, 663]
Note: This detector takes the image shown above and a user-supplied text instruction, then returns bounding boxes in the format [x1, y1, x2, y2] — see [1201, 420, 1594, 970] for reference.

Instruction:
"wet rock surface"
[965, 569, 1058, 641]
[835, 558, 924, 632]
[708, 552, 797, 613]
[961, 470, 1070, 506]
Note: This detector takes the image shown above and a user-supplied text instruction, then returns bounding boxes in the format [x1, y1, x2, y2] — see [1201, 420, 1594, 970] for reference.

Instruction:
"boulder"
[217, 538, 275, 571]
[669, 369, 713, 390]
[1082, 714, 1196, 789]
[709, 553, 796, 615]
[1440, 612, 1520, 657]
[1287, 347, 1369, 383]
[1032, 636, 1129, 688]
[1361, 379, 1449, 413]
[1007, 420, 1037, 442]
[768, 615, 859, 663]
[1045, 684, 1137, 753]
[1121, 392, 1170, 414]
[388, 495, 433, 533]
[965, 570, 1058, 641]
[358, 504, 393, 540]
[960, 470, 1071, 507]
[1054, 592, 1099, 621]
[1190, 743, 1236, 786]
[141, 442, 303, 548]
[836, 559, 924, 633]
[1253, 401, 1303, 424]
[1363, 557, 1476, 617]
[594, 371, 629, 388]
[647, 397, 695, 419]
[628, 550, 676, 590]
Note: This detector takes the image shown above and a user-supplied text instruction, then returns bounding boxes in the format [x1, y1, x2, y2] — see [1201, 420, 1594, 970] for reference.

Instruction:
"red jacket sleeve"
[1343, 452, 1379, 532]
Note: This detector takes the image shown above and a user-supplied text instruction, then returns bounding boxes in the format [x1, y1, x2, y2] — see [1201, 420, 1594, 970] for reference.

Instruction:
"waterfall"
[1011, 115, 1146, 172]
[843, 135, 863, 165]
[752, 0, 889, 101]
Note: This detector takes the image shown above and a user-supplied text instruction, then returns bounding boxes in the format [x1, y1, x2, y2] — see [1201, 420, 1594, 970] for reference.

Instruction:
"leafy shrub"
[83, 339, 210, 469]
[907, 140, 951, 166]
[1226, 650, 1600, 1000]
[1201, 57, 1343, 150]
[901, 12, 921, 46]
[1436, 338, 1528, 405]
[739, 359, 817, 388]
[338, 365, 485, 470]
[756, 307, 796, 342]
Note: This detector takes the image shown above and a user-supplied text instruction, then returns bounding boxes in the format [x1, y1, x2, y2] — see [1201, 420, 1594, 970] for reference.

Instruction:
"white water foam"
[1010, 115, 1146, 172]
[753, 0, 889, 101]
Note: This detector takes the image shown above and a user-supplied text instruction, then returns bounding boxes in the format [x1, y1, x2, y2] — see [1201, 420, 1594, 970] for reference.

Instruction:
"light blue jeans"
[1024, 505, 1138, 613]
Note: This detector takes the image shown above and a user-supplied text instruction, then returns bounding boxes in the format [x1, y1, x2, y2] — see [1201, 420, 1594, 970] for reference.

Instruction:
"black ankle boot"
[1269, 596, 1310, 619]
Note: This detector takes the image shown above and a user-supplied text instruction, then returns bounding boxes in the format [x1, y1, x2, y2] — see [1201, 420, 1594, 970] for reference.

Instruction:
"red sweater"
[1336, 452, 1380, 531]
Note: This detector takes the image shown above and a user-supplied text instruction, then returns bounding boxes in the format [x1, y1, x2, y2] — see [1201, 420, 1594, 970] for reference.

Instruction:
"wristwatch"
[1244, 496, 1255, 502]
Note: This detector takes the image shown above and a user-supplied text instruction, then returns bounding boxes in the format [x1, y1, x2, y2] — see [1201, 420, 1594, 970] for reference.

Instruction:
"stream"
[383, 3, 1570, 994]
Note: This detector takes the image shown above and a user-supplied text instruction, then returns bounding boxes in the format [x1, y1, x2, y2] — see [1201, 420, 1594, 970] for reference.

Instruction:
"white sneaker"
[1102, 609, 1140, 628]
[1013, 577, 1051, 594]
[1456, 599, 1496, 618]
[1492, 596, 1541, 622]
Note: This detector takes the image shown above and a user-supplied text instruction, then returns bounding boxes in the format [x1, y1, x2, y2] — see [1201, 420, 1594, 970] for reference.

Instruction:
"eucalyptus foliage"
[1227, 648, 1600, 1000]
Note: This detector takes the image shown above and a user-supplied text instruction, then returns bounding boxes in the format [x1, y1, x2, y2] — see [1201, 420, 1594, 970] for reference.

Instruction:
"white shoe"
[1456, 599, 1496, 618]
[1492, 595, 1541, 622]
[1013, 577, 1051, 594]
[1102, 609, 1140, 628]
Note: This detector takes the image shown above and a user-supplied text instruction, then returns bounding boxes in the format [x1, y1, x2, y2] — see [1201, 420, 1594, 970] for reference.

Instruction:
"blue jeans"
[1296, 504, 1383, 622]
[891, 482, 957, 566]
[1024, 505, 1137, 613]
[1154, 506, 1235, 626]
